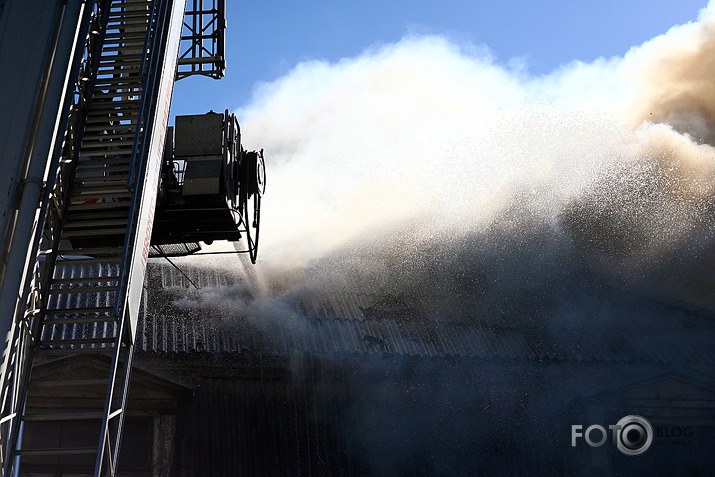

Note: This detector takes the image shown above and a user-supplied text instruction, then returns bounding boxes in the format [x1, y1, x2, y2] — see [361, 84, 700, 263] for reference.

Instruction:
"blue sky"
[171, 0, 709, 121]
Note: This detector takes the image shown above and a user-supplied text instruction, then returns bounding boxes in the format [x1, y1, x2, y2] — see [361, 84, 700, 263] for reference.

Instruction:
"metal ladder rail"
[6, 1, 160, 475]
[46, 2, 181, 474]
[93, 2, 172, 472]
[42, 1, 156, 473]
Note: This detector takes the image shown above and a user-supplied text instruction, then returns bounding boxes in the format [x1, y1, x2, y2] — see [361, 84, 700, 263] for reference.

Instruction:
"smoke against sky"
[220, 5, 715, 313]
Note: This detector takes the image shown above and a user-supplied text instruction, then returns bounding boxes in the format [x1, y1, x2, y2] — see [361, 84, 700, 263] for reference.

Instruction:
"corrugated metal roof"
[42, 262, 715, 364]
[133, 264, 715, 364]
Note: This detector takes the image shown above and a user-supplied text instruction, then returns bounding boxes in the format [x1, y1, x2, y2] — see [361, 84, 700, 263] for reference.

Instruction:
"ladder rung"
[99, 57, 143, 65]
[79, 140, 134, 149]
[103, 32, 147, 40]
[62, 225, 128, 235]
[43, 315, 118, 325]
[72, 182, 130, 191]
[66, 201, 131, 211]
[95, 65, 142, 75]
[23, 412, 104, 422]
[79, 143, 135, 151]
[64, 218, 128, 229]
[83, 122, 138, 132]
[17, 447, 98, 456]
[73, 178, 129, 187]
[31, 379, 110, 387]
[83, 119, 137, 128]
[100, 47, 145, 55]
[71, 183, 130, 192]
[68, 195, 131, 204]
[74, 177, 130, 187]
[79, 145, 134, 153]
[51, 276, 119, 284]
[70, 173, 128, 182]
[48, 284, 119, 294]
[87, 104, 141, 114]
[36, 345, 115, 355]
[55, 246, 123, 255]
[75, 157, 133, 166]
[55, 256, 122, 265]
[79, 150, 135, 158]
[93, 87, 141, 96]
[110, 0, 150, 6]
[107, 10, 150, 19]
[46, 306, 115, 315]
[38, 338, 116, 347]
[65, 210, 129, 221]
[75, 163, 131, 170]
[87, 102, 140, 111]
[79, 131, 137, 141]
[107, 13, 149, 20]
[80, 134, 136, 143]
[84, 114, 138, 124]
[95, 74, 141, 84]
[110, 1, 150, 7]
[75, 170, 130, 178]
[98, 50, 144, 57]
[111, 0, 151, 5]
[61, 228, 128, 238]
[106, 18, 148, 24]
[96, 67, 142, 75]
[70, 189, 131, 199]
[92, 78, 143, 87]
[99, 41, 146, 50]
[106, 19, 149, 27]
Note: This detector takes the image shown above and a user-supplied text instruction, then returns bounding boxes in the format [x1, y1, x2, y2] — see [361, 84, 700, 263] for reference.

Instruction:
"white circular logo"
[615, 415, 653, 456]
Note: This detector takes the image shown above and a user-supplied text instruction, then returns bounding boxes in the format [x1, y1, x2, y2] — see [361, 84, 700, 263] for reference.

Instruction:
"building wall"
[134, 352, 715, 476]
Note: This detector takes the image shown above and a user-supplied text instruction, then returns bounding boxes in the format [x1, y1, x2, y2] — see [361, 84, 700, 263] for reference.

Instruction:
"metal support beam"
[176, 0, 225, 80]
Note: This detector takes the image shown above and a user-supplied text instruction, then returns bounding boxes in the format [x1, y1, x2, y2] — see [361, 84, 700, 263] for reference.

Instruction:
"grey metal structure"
[177, 0, 226, 80]
[0, 0, 197, 475]
[152, 111, 264, 262]
[0, 0, 262, 471]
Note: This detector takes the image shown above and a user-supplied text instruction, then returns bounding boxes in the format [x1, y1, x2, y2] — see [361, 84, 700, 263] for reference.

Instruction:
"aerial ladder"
[0, 1, 263, 475]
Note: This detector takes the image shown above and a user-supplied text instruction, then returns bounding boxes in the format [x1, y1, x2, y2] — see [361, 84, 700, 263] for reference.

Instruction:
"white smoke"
[238, 13, 715, 264]
[166, 2, 715, 315]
